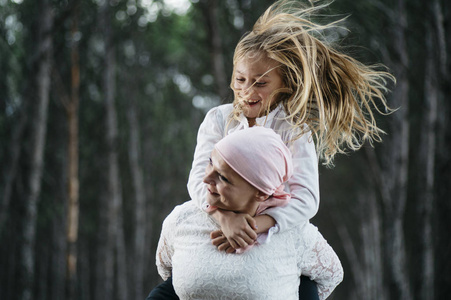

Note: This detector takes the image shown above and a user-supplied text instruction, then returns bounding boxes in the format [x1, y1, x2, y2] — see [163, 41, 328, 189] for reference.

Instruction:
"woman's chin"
[206, 197, 230, 211]
[206, 196, 220, 207]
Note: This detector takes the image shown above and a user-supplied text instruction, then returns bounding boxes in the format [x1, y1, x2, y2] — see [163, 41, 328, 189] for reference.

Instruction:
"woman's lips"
[207, 188, 219, 196]
[206, 188, 219, 207]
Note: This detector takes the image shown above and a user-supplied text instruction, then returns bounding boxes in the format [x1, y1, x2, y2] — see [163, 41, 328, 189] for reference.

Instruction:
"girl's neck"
[247, 118, 256, 127]
[245, 101, 281, 127]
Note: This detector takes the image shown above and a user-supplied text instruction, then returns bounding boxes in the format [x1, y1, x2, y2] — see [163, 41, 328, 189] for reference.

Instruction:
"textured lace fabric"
[156, 201, 343, 300]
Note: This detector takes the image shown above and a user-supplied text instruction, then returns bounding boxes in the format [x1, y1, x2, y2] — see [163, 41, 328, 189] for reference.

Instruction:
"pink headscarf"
[214, 127, 293, 214]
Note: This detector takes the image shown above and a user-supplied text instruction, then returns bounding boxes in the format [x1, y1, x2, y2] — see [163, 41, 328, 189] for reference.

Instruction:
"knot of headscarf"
[255, 184, 291, 215]
[214, 126, 293, 213]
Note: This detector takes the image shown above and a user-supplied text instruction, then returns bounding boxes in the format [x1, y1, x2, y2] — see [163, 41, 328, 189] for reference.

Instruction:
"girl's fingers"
[228, 238, 239, 250]
[210, 228, 256, 252]
[211, 235, 227, 247]
[218, 241, 232, 251]
[241, 229, 257, 244]
[245, 215, 258, 231]
[210, 230, 223, 239]
[226, 246, 236, 254]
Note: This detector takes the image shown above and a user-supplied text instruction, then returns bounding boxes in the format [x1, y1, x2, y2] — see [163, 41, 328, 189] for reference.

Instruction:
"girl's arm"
[210, 213, 275, 253]
[187, 106, 224, 208]
[188, 105, 258, 248]
[263, 128, 320, 231]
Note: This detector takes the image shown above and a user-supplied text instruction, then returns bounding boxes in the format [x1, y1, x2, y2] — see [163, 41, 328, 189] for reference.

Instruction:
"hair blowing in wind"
[230, 0, 396, 166]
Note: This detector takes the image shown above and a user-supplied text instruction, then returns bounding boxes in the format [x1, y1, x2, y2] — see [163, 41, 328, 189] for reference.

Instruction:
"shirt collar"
[238, 103, 284, 128]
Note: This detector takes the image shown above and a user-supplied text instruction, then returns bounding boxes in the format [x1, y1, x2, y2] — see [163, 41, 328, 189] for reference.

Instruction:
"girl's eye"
[208, 157, 213, 165]
[255, 82, 266, 87]
[236, 78, 245, 83]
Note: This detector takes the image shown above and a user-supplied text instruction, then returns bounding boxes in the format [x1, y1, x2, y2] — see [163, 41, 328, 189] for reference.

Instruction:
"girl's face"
[233, 54, 284, 122]
[203, 149, 264, 216]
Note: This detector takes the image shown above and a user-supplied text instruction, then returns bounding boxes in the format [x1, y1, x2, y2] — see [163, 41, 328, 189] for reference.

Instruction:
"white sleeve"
[187, 107, 225, 209]
[263, 131, 320, 231]
[155, 210, 177, 281]
[298, 224, 344, 299]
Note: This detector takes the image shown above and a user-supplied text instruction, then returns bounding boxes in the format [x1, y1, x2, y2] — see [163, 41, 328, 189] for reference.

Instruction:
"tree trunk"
[417, 1, 443, 298]
[360, 191, 385, 300]
[377, 0, 412, 298]
[334, 188, 385, 300]
[98, 3, 115, 298]
[98, 2, 129, 299]
[127, 94, 147, 299]
[0, 107, 27, 230]
[51, 211, 66, 300]
[37, 242, 49, 300]
[435, 0, 451, 297]
[66, 1, 81, 299]
[19, 1, 53, 299]
[417, 28, 436, 300]
[200, 0, 229, 101]
[334, 212, 363, 299]
[79, 241, 91, 300]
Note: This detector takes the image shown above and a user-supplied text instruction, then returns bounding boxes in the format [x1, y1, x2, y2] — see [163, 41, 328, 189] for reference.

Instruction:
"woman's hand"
[210, 210, 258, 250]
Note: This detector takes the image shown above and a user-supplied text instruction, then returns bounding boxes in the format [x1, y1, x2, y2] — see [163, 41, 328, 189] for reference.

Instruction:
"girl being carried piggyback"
[189, 0, 394, 252]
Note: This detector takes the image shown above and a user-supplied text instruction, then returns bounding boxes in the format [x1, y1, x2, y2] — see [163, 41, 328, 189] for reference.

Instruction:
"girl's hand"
[210, 209, 258, 250]
[210, 230, 236, 253]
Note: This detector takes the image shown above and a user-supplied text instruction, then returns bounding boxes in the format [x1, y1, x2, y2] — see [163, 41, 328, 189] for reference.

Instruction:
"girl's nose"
[243, 83, 253, 95]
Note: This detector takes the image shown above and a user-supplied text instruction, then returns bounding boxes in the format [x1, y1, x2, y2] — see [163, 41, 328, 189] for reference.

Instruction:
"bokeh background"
[1, 0, 450, 299]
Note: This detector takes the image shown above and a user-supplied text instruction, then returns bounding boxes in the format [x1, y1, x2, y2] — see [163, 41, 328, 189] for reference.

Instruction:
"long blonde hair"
[230, 0, 395, 166]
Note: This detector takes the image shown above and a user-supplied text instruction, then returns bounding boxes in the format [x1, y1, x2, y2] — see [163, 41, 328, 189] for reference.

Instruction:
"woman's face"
[203, 149, 262, 216]
[233, 54, 284, 122]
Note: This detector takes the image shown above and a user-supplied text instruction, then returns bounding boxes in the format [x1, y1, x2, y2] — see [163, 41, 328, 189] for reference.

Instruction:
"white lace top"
[156, 201, 343, 300]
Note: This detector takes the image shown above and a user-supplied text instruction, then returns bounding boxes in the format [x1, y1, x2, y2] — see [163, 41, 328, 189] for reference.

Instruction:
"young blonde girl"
[189, 0, 394, 251]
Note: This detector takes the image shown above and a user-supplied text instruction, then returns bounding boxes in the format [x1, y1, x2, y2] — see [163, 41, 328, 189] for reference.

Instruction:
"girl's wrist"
[254, 214, 276, 234]
[210, 208, 232, 224]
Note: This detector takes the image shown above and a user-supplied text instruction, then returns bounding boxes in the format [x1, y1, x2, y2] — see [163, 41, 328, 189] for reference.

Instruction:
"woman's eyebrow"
[211, 158, 234, 183]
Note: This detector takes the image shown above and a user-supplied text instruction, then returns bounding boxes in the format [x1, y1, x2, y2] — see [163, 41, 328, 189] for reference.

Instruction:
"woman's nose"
[203, 176, 215, 186]
[203, 170, 215, 185]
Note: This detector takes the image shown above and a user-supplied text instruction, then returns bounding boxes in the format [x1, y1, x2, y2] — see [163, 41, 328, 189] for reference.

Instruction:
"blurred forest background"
[0, 0, 450, 299]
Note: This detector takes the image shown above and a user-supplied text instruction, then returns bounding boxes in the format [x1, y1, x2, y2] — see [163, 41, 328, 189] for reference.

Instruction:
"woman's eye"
[208, 157, 213, 165]
[219, 174, 229, 183]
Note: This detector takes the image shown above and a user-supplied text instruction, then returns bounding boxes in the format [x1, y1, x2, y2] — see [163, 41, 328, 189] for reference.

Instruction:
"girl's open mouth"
[245, 99, 261, 106]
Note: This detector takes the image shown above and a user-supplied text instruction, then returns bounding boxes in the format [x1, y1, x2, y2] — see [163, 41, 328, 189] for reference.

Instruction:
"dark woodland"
[0, 0, 450, 299]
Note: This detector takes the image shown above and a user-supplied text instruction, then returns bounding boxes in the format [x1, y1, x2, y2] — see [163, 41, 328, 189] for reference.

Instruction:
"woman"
[153, 127, 343, 300]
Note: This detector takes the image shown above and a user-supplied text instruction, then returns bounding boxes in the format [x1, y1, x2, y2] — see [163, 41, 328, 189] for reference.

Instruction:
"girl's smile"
[233, 54, 284, 124]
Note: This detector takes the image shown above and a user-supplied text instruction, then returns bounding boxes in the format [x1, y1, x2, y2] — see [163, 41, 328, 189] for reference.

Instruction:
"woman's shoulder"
[163, 201, 201, 227]
[289, 222, 320, 251]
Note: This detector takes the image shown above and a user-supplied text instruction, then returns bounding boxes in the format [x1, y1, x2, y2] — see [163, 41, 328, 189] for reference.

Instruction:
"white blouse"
[187, 104, 320, 233]
[156, 201, 343, 300]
